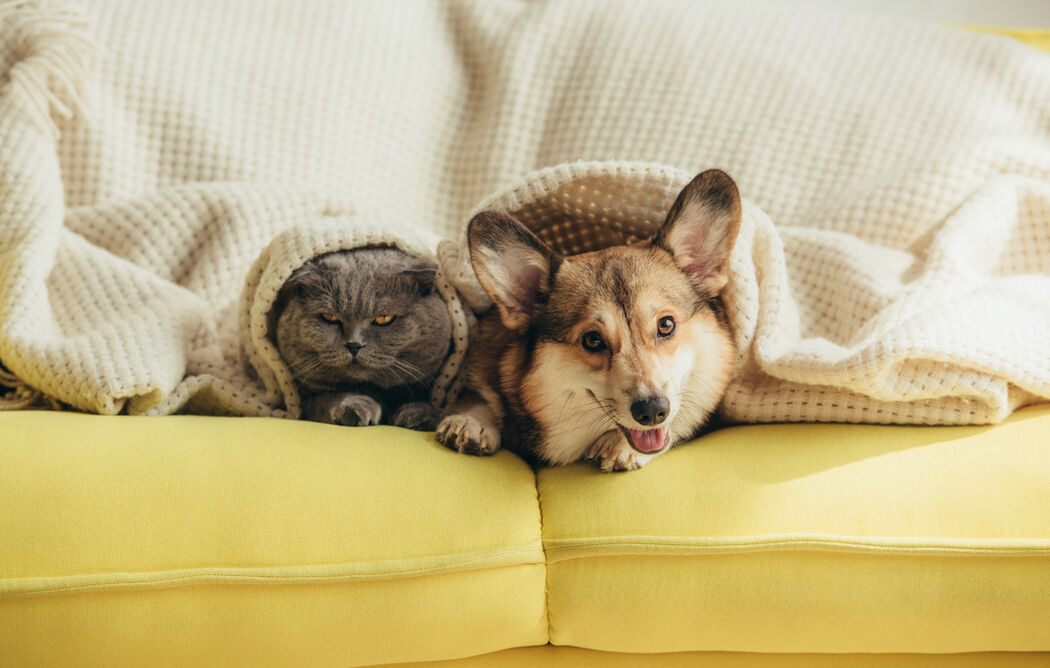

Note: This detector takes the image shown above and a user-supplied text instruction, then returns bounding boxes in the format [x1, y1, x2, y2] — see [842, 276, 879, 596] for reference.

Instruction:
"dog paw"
[436, 414, 500, 456]
[587, 431, 650, 472]
[333, 394, 382, 427]
[391, 402, 438, 431]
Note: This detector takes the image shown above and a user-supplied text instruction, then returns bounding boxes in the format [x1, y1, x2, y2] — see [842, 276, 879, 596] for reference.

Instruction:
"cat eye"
[657, 316, 676, 337]
[372, 315, 397, 326]
[581, 330, 606, 352]
[319, 313, 340, 323]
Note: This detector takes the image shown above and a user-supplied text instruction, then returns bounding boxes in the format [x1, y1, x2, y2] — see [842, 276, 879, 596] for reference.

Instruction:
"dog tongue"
[627, 428, 666, 453]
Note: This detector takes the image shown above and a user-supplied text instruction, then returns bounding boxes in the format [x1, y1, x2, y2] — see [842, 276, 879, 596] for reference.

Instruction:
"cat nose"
[631, 396, 669, 426]
[345, 341, 365, 355]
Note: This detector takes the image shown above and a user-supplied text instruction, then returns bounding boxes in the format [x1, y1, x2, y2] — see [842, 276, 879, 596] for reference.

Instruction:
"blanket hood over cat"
[240, 216, 473, 419]
[3, 1, 1049, 424]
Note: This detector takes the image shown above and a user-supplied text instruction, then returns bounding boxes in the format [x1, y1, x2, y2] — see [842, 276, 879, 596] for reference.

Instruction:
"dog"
[436, 169, 741, 471]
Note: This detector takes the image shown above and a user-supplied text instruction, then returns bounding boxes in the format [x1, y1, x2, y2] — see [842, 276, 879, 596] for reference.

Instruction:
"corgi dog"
[436, 169, 741, 471]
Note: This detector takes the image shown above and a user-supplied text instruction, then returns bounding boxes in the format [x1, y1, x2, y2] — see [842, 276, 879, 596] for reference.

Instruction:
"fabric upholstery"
[0, 412, 547, 666]
[390, 647, 1050, 667]
[539, 404, 1050, 653]
[3, 408, 1050, 664]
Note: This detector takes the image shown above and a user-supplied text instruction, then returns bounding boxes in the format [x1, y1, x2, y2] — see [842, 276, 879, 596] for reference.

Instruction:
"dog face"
[468, 169, 740, 466]
[522, 244, 734, 461]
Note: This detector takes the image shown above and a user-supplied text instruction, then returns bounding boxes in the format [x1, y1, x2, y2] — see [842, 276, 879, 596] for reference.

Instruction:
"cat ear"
[654, 169, 742, 296]
[272, 262, 327, 339]
[396, 255, 438, 298]
[404, 266, 437, 297]
[469, 211, 561, 331]
[281, 261, 328, 301]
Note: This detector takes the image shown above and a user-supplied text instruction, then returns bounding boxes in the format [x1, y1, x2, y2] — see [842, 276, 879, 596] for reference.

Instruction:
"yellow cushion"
[963, 26, 1050, 53]
[0, 412, 547, 667]
[3, 410, 1050, 664]
[391, 646, 1050, 667]
[539, 404, 1050, 653]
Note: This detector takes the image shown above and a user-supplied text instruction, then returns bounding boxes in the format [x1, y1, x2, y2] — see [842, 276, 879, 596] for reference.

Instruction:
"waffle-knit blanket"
[2, 0, 1049, 423]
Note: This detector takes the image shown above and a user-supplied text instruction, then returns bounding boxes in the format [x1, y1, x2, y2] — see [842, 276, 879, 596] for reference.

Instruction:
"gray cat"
[274, 247, 453, 430]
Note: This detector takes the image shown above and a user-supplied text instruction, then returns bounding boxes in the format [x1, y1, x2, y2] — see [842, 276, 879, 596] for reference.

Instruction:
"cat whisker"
[378, 360, 410, 388]
[388, 358, 430, 386]
[288, 354, 327, 381]
[379, 359, 433, 394]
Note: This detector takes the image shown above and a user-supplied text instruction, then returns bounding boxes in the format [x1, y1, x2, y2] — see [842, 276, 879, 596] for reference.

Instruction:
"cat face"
[274, 248, 453, 393]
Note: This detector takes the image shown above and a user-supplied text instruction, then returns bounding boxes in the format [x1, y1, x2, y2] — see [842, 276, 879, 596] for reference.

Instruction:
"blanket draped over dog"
[2, 0, 1049, 424]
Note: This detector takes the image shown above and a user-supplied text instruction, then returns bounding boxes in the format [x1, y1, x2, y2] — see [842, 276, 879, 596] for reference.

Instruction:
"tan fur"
[437, 169, 741, 471]
[518, 250, 734, 467]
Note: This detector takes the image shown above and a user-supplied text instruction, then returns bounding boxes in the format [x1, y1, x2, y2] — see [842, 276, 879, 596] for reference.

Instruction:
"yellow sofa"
[3, 22, 1049, 668]
[2, 405, 1049, 667]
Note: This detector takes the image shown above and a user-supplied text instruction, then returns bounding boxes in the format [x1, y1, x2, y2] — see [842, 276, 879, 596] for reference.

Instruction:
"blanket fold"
[240, 217, 472, 419]
[443, 161, 1050, 424]
[2, 0, 1049, 424]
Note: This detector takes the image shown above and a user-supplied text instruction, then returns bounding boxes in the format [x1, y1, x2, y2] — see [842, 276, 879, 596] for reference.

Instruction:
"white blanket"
[2, 0, 1049, 424]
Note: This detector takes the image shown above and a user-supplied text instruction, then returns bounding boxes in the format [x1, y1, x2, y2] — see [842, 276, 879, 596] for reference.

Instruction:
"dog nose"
[631, 396, 669, 426]
[345, 341, 365, 355]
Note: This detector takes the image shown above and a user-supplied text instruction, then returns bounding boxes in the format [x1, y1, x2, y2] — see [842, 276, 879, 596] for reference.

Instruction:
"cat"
[273, 247, 453, 430]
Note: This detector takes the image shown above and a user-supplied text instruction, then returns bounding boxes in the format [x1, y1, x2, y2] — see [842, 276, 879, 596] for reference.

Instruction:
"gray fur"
[274, 247, 453, 429]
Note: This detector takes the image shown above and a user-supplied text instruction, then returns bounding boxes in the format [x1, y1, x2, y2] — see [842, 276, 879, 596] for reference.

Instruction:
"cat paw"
[333, 394, 382, 427]
[391, 402, 439, 431]
[436, 414, 500, 456]
[586, 430, 651, 472]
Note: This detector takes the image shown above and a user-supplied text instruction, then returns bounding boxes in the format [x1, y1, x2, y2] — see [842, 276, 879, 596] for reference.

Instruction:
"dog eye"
[372, 315, 397, 326]
[581, 331, 606, 352]
[657, 316, 676, 337]
[319, 313, 340, 323]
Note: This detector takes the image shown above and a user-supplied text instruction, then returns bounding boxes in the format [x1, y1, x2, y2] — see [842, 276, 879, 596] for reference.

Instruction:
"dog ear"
[469, 211, 562, 331]
[655, 169, 742, 296]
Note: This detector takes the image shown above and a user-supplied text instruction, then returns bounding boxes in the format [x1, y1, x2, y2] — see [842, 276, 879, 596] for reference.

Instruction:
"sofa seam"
[541, 534, 1050, 562]
[0, 542, 546, 598]
[536, 467, 554, 646]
